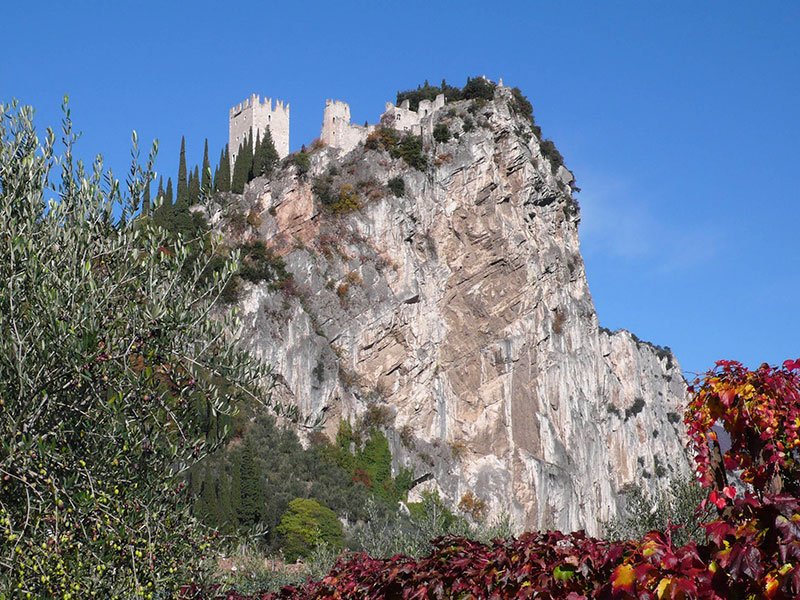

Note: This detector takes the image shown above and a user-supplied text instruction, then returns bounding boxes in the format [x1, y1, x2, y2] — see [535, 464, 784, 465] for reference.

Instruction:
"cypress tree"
[141, 179, 151, 215]
[183, 169, 193, 205]
[189, 165, 200, 205]
[230, 449, 242, 526]
[177, 136, 188, 204]
[153, 176, 170, 230]
[252, 128, 279, 178]
[201, 139, 211, 191]
[215, 145, 231, 193]
[249, 131, 261, 181]
[196, 465, 218, 525]
[238, 437, 262, 527]
[231, 130, 253, 194]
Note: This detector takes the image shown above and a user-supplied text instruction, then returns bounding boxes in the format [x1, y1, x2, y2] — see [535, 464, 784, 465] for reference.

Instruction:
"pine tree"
[252, 128, 279, 178]
[189, 165, 200, 205]
[165, 177, 173, 204]
[231, 129, 253, 194]
[214, 145, 230, 193]
[177, 136, 188, 204]
[201, 139, 211, 191]
[157, 176, 164, 200]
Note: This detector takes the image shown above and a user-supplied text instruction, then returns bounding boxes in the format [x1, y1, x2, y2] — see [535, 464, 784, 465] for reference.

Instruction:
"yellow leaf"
[611, 563, 635, 592]
[656, 577, 673, 599]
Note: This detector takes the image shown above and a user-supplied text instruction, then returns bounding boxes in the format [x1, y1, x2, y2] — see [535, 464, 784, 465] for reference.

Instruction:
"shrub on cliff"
[433, 122, 451, 143]
[0, 99, 300, 598]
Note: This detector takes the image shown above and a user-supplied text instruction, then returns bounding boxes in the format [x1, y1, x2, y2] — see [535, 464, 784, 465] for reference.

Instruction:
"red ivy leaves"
[686, 360, 800, 494]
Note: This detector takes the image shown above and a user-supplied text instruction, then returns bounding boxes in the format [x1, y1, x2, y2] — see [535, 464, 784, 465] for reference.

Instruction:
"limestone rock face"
[223, 86, 690, 536]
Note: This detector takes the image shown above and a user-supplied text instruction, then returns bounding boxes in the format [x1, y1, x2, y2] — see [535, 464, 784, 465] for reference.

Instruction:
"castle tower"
[229, 94, 290, 167]
[320, 99, 376, 154]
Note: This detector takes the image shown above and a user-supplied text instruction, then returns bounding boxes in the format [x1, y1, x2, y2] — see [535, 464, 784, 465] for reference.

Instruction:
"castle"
[228, 90, 451, 160]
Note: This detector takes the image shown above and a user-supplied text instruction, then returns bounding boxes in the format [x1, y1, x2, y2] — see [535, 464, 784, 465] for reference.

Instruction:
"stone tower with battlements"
[229, 94, 290, 167]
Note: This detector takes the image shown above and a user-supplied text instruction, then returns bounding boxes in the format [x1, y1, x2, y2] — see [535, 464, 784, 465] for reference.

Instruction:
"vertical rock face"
[224, 85, 690, 536]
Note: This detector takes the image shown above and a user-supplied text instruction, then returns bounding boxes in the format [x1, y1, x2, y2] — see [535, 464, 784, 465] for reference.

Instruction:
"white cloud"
[577, 174, 722, 272]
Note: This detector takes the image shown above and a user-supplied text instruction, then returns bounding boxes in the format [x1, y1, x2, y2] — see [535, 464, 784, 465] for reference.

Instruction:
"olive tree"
[0, 99, 300, 598]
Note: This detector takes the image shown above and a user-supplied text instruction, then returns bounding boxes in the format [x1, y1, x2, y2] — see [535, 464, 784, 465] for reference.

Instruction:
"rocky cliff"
[212, 85, 690, 536]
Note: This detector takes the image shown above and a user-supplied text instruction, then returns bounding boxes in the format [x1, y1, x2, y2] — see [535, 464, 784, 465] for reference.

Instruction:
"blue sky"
[4, 1, 798, 378]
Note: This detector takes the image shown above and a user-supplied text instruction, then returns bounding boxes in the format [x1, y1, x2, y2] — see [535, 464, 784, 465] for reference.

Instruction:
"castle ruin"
[318, 93, 447, 154]
[229, 86, 470, 161]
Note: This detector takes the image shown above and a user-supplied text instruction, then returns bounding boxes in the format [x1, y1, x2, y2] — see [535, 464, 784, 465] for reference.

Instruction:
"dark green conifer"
[201, 139, 211, 191]
[238, 437, 262, 527]
[196, 465, 218, 525]
[215, 145, 231, 192]
[231, 130, 253, 194]
[152, 176, 170, 230]
[177, 136, 188, 204]
[165, 177, 173, 204]
[230, 449, 242, 525]
[189, 165, 200, 205]
[252, 128, 279, 178]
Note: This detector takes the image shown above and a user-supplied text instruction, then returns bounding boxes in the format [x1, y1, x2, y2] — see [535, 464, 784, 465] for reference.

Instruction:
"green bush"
[277, 498, 343, 562]
[387, 176, 405, 197]
[390, 133, 427, 171]
[462, 76, 496, 101]
[291, 151, 311, 178]
[0, 99, 296, 598]
[433, 122, 451, 143]
[539, 138, 565, 173]
[237, 240, 291, 287]
[509, 86, 534, 122]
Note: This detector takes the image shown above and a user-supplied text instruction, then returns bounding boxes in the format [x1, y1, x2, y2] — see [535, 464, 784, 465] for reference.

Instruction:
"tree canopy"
[0, 99, 299, 598]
